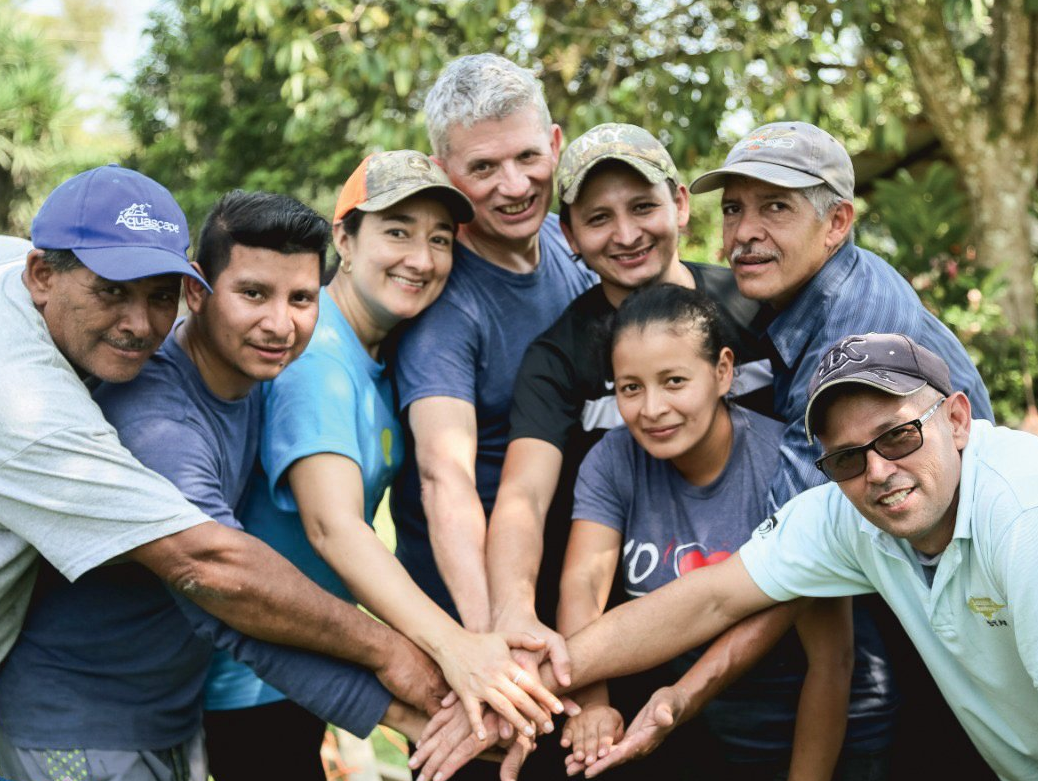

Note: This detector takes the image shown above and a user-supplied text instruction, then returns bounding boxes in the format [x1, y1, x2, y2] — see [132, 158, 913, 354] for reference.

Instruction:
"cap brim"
[559, 156, 669, 204]
[357, 184, 474, 225]
[804, 374, 928, 444]
[689, 161, 825, 195]
[74, 245, 211, 292]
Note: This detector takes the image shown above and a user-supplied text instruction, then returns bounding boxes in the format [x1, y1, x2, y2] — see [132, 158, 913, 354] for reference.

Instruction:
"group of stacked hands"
[0, 52, 1035, 781]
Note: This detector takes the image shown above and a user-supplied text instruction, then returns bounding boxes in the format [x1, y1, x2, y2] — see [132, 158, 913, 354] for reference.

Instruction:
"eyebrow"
[826, 414, 910, 452]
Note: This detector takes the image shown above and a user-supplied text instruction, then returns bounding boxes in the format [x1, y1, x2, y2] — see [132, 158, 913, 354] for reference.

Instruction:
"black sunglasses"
[815, 398, 946, 482]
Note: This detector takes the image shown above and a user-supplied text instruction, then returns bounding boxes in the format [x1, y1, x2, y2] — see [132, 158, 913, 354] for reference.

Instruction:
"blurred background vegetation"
[3, 0, 1037, 426]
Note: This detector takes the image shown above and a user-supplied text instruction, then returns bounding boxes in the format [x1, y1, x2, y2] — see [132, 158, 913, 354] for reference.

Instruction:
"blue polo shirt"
[741, 420, 1038, 780]
[759, 241, 994, 510]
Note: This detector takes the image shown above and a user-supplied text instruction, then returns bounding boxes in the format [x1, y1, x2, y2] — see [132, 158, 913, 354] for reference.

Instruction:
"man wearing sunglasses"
[533, 331, 1037, 780]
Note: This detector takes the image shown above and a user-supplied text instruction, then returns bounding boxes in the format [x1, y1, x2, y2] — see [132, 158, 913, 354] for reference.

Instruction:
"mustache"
[730, 244, 781, 262]
[102, 334, 155, 351]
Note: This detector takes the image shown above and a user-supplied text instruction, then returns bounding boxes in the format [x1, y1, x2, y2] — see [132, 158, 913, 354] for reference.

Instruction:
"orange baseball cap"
[333, 150, 473, 225]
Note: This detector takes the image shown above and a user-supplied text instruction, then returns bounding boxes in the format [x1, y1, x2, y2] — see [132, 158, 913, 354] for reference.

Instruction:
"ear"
[559, 219, 581, 256]
[549, 123, 563, 165]
[824, 200, 855, 252]
[23, 249, 55, 307]
[716, 346, 735, 397]
[332, 222, 353, 269]
[673, 183, 690, 229]
[945, 391, 972, 450]
[183, 262, 210, 314]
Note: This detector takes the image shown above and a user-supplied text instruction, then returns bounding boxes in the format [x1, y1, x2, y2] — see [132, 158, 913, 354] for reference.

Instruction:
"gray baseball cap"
[690, 121, 854, 201]
[804, 332, 954, 443]
[557, 123, 679, 205]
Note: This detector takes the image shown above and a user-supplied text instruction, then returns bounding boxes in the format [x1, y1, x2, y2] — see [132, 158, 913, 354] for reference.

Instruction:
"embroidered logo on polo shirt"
[968, 596, 1008, 626]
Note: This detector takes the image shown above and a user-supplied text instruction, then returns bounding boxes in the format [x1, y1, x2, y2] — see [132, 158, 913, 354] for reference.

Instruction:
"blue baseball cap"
[31, 164, 210, 290]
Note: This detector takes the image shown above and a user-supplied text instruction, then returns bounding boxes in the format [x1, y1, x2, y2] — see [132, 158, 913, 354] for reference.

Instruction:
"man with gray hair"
[390, 55, 595, 675]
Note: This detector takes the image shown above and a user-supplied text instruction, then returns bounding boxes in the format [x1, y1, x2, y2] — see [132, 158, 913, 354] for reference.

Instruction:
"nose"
[118, 299, 153, 338]
[497, 161, 530, 199]
[260, 299, 294, 341]
[612, 214, 642, 248]
[641, 385, 669, 420]
[863, 448, 897, 485]
[404, 240, 435, 275]
[730, 209, 765, 248]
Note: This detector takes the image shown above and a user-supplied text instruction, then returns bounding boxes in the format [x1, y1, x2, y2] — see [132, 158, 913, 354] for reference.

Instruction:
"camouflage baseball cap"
[689, 122, 854, 201]
[557, 123, 679, 205]
[333, 150, 474, 225]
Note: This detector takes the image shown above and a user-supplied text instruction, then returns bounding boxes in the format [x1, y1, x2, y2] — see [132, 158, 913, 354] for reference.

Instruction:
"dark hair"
[559, 160, 680, 228]
[41, 248, 84, 273]
[338, 209, 365, 238]
[610, 283, 729, 364]
[195, 190, 332, 285]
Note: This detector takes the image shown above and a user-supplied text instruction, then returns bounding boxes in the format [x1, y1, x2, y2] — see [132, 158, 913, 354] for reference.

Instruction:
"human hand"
[582, 686, 684, 778]
[410, 701, 521, 781]
[375, 635, 450, 716]
[561, 704, 624, 775]
[439, 629, 565, 741]
[493, 609, 573, 689]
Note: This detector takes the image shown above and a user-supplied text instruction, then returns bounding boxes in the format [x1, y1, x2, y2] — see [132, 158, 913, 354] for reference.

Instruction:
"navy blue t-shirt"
[391, 215, 597, 613]
[574, 406, 891, 756]
[0, 327, 390, 749]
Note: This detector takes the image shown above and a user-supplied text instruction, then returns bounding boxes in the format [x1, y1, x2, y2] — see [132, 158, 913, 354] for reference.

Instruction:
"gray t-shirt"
[0, 261, 209, 662]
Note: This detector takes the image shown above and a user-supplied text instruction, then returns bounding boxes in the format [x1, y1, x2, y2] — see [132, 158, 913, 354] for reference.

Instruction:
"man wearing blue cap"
[0, 168, 447, 777]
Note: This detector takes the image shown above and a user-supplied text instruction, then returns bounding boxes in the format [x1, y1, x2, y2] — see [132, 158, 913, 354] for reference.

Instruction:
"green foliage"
[858, 162, 1031, 423]
[0, 2, 70, 233]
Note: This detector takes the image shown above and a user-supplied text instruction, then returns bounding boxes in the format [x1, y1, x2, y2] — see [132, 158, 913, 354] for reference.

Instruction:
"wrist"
[381, 700, 426, 743]
[490, 597, 538, 630]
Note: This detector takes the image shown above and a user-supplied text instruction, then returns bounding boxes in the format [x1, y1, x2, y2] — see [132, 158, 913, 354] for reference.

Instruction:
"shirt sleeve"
[740, 484, 876, 601]
[0, 425, 210, 582]
[171, 592, 391, 735]
[996, 507, 1038, 689]
[117, 415, 240, 529]
[508, 335, 582, 450]
[394, 300, 480, 409]
[766, 421, 829, 512]
[260, 353, 364, 513]
[571, 434, 629, 533]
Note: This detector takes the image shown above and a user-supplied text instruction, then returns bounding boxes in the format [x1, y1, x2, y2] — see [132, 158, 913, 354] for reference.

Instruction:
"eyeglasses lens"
[821, 423, 923, 481]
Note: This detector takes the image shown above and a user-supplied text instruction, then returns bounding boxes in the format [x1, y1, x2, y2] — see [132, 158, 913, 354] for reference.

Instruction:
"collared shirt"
[759, 241, 994, 510]
[741, 420, 1038, 780]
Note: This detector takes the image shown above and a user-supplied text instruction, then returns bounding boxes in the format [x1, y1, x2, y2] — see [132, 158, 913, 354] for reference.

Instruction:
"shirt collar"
[765, 242, 859, 369]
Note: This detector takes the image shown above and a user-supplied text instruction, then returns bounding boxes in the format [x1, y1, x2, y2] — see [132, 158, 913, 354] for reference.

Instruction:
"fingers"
[654, 702, 675, 727]
[410, 706, 461, 770]
[483, 686, 539, 739]
[441, 690, 458, 708]
[545, 633, 573, 688]
[509, 666, 565, 720]
[462, 695, 489, 741]
[503, 631, 547, 652]
[560, 696, 582, 717]
[584, 744, 626, 778]
[499, 736, 534, 781]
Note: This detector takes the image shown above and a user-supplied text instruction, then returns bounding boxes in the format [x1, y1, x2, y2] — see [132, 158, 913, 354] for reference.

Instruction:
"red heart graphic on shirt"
[677, 548, 731, 576]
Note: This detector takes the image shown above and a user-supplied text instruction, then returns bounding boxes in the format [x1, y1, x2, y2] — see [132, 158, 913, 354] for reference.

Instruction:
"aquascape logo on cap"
[733, 126, 797, 153]
[115, 203, 182, 234]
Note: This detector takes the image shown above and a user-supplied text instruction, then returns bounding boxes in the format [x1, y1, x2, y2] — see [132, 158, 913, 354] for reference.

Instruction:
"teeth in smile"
[500, 199, 533, 214]
[389, 274, 425, 289]
[879, 488, 912, 506]
[614, 248, 651, 261]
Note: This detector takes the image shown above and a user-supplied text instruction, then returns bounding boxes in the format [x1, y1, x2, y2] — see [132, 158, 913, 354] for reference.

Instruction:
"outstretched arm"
[487, 437, 571, 685]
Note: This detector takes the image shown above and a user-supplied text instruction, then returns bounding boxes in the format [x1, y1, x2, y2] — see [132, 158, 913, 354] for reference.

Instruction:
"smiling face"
[817, 388, 971, 554]
[720, 177, 850, 309]
[613, 323, 734, 484]
[438, 106, 561, 249]
[336, 195, 455, 330]
[562, 164, 689, 306]
[185, 243, 321, 398]
[26, 252, 180, 382]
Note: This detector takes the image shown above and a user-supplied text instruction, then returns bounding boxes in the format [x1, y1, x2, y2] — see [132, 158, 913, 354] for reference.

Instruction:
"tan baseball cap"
[333, 150, 474, 225]
[557, 123, 679, 205]
[690, 122, 854, 201]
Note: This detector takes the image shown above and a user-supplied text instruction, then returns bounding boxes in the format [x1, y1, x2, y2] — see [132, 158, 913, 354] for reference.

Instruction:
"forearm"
[172, 591, 392, 735]
[424, 476, 492, 630]
[669, 600, 806, 721]
[134, 522, 396, 668]
[486, 492, 546, 626]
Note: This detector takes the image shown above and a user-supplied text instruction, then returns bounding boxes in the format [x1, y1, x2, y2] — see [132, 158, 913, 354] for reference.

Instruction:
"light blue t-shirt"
[741, 419, 1038, 780]
[205, 288, 403, 711]
[391, 215, 597, 614]
[573, 406, 890, 755]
